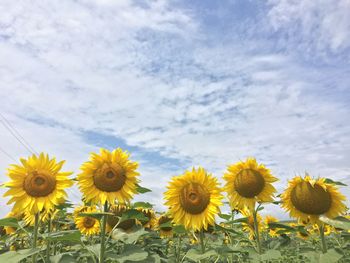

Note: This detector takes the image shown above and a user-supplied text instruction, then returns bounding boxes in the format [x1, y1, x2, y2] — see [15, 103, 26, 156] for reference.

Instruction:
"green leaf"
[78, 212, 113, 220]
[218, 213, 232, 221]
[133, 202, 153, 209]
[45, 230, 81, 243]
[214, 224, 241, 235]
[260, 249, 281, 260]
[320, 216, 350, 230]
[0, 248, 41, 263]
[268, 222, 296, 231]
[136, 185, 152, 194]
[120, 209, 149, 222]
[107, 244, 148, 262]
[0, 217, 19, 228]
[173, 225, 187, 234]
[324, 178, 347, 186]
[319, 249, 343, 263]
[159, 221, 172, 229]
[50, 253, 76, 263]
[185, 248, 216, 261]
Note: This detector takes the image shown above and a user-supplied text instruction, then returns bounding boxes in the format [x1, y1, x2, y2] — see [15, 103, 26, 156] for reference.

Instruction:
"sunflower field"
[0, 149, 350, 263]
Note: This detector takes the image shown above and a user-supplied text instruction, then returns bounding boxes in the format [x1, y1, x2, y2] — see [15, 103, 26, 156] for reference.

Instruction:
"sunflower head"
[264, 215, 279, 237]
[74, 206, 100, 236]
[3, 153, 73, 215]
[223, 158, 278, 211]
[24, 208, 59, 226]
[136, 207, 156, 230]
[77, 148, 140, 205]
[281, 174, 347, 224]
[157, 214, 173, 238]
[107, 204, 138, 233]
[164, 167, 223, 231]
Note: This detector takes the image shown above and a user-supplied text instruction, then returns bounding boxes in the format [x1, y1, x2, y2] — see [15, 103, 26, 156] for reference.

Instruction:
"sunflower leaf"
[319, 216, 350, 230]
[136, 185, 152, 194]
[120, 209, 149, 222]
[0, 217, 19, 228]
[173, 224, 186, 234]
[218, 213, 232, 221]
[324, 178, 347, 186]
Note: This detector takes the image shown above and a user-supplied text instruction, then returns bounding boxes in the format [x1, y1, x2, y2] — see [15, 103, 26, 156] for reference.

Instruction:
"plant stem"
[320, 224, 327, 253]
[176, 235, 182, 262]
[253, 210, 262, 254]
[199, 230, 205, 254]
[99, 201, 108, 263]
[32, 212, 40, 263]
[46, 219, 52, 262]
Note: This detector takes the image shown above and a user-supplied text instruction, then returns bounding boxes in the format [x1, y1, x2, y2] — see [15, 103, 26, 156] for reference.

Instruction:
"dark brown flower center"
[93, 163, 126, 192]
[83, 217, 96, 229]
[291, 181, 332, 215]
[179, 183, 210, 215]
[234, 169, 265, 198]
[23, 170, 56, 197]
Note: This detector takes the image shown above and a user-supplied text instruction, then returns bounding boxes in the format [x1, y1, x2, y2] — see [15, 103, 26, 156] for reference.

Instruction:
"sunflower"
[223, 158, 278, 211]
[281, 174, 347, 224]
[265, 215, 279, 237]
[164, 167, 223, 231]
[24, 208, 59, 226]
[3, 153, 73, 215]
[74, 206, 100, 236]
[157, 214, 174, 238]
[311, 224, 335, 236]
[241, 209, 264, 240]
[136, 207, 156, 230]
[77, 148, 139, 205]
[106, 204, 138, 233]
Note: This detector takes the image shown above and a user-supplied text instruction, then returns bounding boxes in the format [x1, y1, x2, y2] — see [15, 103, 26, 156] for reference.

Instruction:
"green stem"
[176, 235, 182, 263]
[46, 219, 52, 262]
[320, 224, 327, 253]
[253, 210, 262, 254]
[199, 230, 205, 254]
[32, 212, 40, 263]
[99, 201, 108, 263]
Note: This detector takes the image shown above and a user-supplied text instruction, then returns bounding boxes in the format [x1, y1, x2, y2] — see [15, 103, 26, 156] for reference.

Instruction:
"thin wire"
[0, 146, 16, 162]
[0, 113, 37, 155]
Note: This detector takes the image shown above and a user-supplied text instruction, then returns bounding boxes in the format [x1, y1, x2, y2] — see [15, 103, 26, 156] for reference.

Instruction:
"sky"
[0, 0, 349, 219]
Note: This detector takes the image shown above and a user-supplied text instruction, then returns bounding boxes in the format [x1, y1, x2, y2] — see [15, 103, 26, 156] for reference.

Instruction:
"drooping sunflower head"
[3, 153, 73, 214]
[136, 207, 156, 230]
[157, 214, 174, 238]
[223, 158, 278, 211]
[241, 209, 264, 240]
[164, 167, 223, 231]
[24, 208, 59, 226]
[281, 174, 347, 224]
[74, 206, 100, 236]
[264, 215, 279, 237]
[107, 204, 138, 233]
[77, 148, 140, 205]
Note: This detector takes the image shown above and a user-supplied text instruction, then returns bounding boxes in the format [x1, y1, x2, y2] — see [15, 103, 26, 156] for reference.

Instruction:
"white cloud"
[268, 0, 350, 55]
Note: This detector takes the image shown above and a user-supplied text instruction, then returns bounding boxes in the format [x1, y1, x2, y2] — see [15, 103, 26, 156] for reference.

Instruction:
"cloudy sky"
[0, 0, 349, 218]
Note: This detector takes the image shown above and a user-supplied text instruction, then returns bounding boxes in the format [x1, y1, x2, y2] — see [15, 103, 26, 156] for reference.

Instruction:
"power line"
[0, 113, 37, 155]
[0, 146, 16, 162]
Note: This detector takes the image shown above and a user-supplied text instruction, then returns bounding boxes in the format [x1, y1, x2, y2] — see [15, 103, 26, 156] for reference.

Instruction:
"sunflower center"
[179, 183, 210, 215]
[234, 169, 265, 198]
[93, 163, 126, 192]
[23, 170, 56, 197]
[291, 181, 332, 215]
[83, 217, 96, 229]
